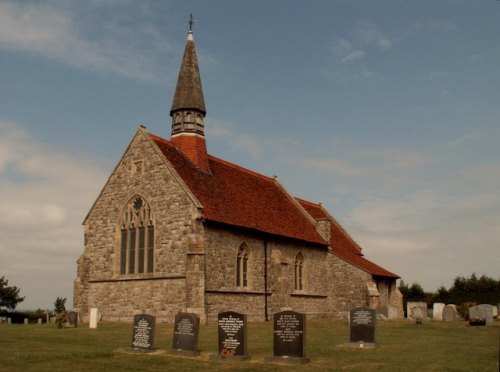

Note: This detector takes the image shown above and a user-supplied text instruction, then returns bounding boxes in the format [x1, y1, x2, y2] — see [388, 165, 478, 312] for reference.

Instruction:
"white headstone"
[89, 308, 98, 329]
[37, 318, 42, 324]
[24, 318, 28, 325]
[7, 318, 11, 324]
[432, 303, 445, 321]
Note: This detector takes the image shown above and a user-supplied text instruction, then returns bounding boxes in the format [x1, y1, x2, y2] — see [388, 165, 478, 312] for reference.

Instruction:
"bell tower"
[170, 17, 210, 172]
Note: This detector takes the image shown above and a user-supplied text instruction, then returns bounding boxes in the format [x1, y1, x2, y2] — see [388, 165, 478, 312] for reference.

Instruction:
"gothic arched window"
[236, 244, 249, 288]
[294, 252, 304, 291]
[119, 196, 155, 275]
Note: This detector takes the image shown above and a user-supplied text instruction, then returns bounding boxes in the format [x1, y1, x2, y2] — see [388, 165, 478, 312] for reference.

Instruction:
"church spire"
[170, 18, 210, 172]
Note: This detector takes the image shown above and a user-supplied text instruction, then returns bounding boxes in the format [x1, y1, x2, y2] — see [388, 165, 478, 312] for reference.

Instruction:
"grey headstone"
[37, 318, 42, 324]
[470, 304, 494, 324]
[24, 318, 28, 325]
[217, 311, 249, 359]
[442, 305, 457, 322]
[7, 318, 11, 324]
[432, 303, 445, 321]
[173, 312, 200, 354]
[350, 307, 376, 344]
[407, 302, 427, 320]
[273, 310, 307, 358]
[131, 314, 156, 351]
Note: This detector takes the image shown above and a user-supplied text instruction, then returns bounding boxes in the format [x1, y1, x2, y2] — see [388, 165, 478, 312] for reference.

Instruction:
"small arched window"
[119, 196, 154, 275]
[294, 252, 304, 291]
[236, 244, 249, 288]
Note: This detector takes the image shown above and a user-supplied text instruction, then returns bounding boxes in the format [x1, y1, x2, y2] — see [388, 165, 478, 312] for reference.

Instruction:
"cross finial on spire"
[188, 13, 194, 32]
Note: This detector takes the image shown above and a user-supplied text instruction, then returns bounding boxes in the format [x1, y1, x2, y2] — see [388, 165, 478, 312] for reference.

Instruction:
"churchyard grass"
[0, 318, 498, 371]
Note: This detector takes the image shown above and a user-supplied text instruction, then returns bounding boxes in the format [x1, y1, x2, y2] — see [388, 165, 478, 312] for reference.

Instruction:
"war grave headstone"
[265, 310, 310, 364]
[442, 304, 457, 322]
[131, 314, 156, 352]
[68, 311, 78, 327]
[210, 311, 250, 360]
[172, 312, 200, 355]
[89, 308, 98, 329]
[432, 303, 445, 321]
[348, 307, 376, 348]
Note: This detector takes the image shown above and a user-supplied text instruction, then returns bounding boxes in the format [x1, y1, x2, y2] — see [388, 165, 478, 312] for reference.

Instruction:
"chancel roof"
[150, 131, 399, 279]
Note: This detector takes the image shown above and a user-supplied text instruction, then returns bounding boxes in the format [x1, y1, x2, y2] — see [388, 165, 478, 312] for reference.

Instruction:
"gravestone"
[432, 303, 445, 321]
[470, 304, 494, 325]
[212, 311, 250, 360]
[7, 318, 11, 324]
[24, 318, 28, 325]
[68, 312, 78, 327]
[349, 307, 376, 347]
[172, 312, 200, 355]
[407, 302, 427, 320]
[37, 318, 42, 324]
[442, 305, 457, 322]
[89, 308, 98, 329]
[270, 310, 309, 363]
[387, 305, 399, 320]
[131, 314, 156, 351]
[477, 304, 494, 324]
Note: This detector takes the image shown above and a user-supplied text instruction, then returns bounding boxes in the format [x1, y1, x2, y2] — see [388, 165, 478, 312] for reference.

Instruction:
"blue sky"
[1, 0, 499, 310]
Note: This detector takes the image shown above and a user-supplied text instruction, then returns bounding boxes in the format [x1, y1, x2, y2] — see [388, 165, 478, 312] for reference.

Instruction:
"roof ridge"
[207, 153, 275, 183]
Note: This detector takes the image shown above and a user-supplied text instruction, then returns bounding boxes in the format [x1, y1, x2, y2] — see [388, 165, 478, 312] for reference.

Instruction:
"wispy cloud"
[0, 119, 109, 308]
[0, 1, 172, 82]
[330, 21, 393, 65]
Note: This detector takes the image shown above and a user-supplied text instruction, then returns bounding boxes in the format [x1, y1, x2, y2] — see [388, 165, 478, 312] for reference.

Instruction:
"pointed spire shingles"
[170, 32, 206, 115]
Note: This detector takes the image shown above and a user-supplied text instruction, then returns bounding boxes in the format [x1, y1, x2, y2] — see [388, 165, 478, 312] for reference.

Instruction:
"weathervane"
[188, 13, 195, 32]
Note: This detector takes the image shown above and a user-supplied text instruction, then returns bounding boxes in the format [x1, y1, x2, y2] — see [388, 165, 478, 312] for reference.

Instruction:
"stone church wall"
[74, 130, 202, 321]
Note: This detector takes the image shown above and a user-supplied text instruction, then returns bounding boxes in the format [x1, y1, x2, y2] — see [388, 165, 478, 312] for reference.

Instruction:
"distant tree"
[0, 276, 25, 310]
[54, 297, 67, 329]
[432, 286, 452, 304]
[448, 273, 500, 305]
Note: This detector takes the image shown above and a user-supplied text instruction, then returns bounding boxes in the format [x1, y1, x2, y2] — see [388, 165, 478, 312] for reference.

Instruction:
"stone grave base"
[342, 342, 376, 349]
[114, 347, 164, 355]
[264, 356, 311, 364]
[209, 353, 251, 361]
[170, 349, 200, 356]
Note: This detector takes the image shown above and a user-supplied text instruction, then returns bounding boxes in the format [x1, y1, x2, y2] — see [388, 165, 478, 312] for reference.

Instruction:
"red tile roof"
[150, 133, 327, 246]
[150, 132, 398, 278]
[297, 199, 399, 278]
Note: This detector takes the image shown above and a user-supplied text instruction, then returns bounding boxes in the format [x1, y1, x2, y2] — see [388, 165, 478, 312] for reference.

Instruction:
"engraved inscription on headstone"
[350, 307, 376, 344]
[273, 310, 307, 358]
[217, 311, 248, 358]
[173, 312, 200, 353]
[131, 314, 156, 351]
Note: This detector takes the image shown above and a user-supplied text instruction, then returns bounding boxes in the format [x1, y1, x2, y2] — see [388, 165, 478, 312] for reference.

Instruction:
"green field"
[0, 319, 498, 371]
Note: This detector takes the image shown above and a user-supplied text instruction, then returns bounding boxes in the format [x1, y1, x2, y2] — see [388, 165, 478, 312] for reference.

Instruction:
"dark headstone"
[68, 312, 78, 328]
[216, 311, 249, 359]
[272, 310, 309, 362]
[172, 312, 200, 355]
[131, 314, 155, 351]
[350, 307, 376, 345]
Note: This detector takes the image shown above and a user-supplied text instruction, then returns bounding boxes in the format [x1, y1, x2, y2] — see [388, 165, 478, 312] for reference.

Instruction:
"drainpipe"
[264, 240, 269, 321]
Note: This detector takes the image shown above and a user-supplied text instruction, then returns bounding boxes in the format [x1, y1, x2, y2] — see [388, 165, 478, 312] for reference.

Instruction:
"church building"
[74, 27, 403, 323]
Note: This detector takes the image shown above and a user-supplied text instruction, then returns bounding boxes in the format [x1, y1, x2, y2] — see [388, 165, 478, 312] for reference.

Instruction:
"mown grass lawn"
[0, 319, 498, 371]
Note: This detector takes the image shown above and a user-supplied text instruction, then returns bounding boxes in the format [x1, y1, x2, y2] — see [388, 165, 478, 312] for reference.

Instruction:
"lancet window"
[236, 244, 249, 288]
[294, 252, 304, 291]
[119, 196, 154, 275]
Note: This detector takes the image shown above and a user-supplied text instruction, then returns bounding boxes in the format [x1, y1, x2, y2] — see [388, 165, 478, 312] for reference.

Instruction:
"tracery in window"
[119, 196, 154, 275]
[236, 244, 249, 288]
[294, 252, 304, 291]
